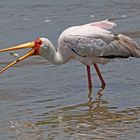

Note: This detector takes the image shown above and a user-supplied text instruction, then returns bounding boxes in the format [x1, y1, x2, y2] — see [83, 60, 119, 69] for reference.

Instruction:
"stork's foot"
[101, 82, 106, 89]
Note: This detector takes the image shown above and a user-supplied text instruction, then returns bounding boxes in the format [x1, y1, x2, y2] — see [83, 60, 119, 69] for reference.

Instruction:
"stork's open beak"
[0, 38, 42, 75]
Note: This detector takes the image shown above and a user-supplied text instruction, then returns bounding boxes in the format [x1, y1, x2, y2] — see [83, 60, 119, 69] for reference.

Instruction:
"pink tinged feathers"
[90, 19, 117, 29]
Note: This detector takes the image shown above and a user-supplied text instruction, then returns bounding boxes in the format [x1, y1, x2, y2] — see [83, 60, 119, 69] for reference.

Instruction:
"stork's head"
[0, 38, 48, 74]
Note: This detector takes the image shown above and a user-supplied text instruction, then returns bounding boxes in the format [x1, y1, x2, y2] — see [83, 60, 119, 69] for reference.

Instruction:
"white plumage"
[39, 19, 140, 66]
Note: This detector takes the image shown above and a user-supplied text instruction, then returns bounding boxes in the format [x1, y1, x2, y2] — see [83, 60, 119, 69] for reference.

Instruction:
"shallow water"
[0, 0, 140, 139]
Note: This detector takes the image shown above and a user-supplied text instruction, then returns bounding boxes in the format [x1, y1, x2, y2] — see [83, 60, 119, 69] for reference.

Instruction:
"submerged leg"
[93, 64, 106, 88]
[86, 65, 92, 92]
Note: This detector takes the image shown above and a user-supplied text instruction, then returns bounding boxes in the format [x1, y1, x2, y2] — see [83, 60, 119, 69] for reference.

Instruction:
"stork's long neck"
[39, 39, 68, 65]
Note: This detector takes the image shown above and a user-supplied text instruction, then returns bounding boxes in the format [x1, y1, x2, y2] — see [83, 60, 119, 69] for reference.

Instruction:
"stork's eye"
[34, 38, 42, 47]
[38, 40, 42, 45]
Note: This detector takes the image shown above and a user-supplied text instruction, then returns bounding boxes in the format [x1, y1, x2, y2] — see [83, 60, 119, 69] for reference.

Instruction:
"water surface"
[0, 0, 140, 139]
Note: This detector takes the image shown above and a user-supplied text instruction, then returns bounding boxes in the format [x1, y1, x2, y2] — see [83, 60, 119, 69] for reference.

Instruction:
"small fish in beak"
[10, 52, 20, 58]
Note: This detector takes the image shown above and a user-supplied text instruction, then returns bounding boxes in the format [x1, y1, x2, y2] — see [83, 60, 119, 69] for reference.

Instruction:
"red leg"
[93, 64, 106, 88]
[86, 65, 92, 92]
